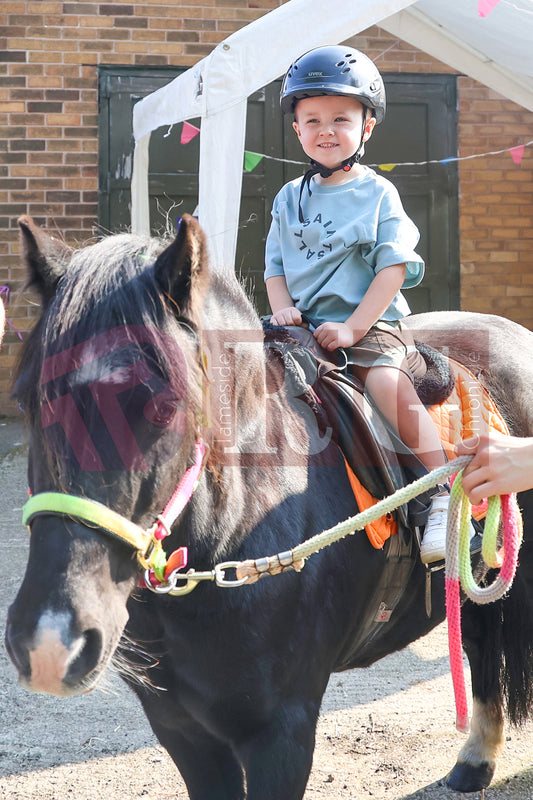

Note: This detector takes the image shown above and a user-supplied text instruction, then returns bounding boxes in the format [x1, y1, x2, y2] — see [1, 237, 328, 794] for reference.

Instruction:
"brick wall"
[458, 79, 533, 326]
[1, 2, 532, 414]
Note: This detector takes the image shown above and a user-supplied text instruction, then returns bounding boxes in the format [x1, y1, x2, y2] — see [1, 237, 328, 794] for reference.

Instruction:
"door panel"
[365, 75, 459, 312]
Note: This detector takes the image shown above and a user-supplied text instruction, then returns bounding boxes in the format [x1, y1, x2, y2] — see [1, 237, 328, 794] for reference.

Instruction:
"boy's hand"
[270, 307, 303, 327]
[314, 321, 357, 351]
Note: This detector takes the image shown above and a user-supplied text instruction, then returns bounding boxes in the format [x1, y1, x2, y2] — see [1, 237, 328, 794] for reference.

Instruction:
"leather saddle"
[263, 322, 455, 534]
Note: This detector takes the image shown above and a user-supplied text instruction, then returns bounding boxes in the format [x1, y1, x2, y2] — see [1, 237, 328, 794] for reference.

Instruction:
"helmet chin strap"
[297, 112, 368, 223]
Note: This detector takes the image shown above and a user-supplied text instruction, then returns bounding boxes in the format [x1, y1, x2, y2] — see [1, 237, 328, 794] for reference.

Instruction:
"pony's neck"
[200, 276, 272, 457]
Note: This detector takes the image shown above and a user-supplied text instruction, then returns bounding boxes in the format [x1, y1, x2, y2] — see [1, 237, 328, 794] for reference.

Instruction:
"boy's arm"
[314, 264, 406, 351]
[266, 275, 303, 327]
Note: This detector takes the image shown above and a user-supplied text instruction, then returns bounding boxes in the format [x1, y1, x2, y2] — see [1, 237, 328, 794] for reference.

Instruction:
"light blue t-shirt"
[264, 167, 425, 326]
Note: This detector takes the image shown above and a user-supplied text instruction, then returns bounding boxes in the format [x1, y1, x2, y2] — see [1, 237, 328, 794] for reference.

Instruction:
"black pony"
[6, 215, 533, 799]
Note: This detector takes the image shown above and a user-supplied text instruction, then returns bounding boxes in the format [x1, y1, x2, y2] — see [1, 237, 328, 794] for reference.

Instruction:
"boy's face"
[293, 95, 376, 170]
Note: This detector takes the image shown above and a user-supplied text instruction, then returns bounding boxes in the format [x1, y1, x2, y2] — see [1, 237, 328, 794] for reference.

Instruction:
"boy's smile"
[293, 95, 376, 184]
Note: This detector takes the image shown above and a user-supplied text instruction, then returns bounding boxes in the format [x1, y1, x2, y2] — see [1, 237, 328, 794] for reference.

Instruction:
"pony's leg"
[126, 670, 245, 799]
[238, 701, 318, 800]
[149, 717, 245, 800]
[446, 698, 504, 792]
[446, 604, 504, 792]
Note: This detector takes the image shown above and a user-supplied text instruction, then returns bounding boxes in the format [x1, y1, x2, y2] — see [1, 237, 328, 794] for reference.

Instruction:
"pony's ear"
[154, 214, 210, 317]
[18, 216, 72, 303]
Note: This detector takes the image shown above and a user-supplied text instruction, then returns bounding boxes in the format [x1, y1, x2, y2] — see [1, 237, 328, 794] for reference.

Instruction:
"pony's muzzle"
[5, 607, 103, 696]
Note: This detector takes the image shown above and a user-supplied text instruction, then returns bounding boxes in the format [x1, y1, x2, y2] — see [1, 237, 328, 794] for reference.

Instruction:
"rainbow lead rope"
[445, 472, 523, 732]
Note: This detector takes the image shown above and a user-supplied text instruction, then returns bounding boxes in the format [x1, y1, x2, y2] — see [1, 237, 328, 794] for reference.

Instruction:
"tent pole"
[131, 134, 151, 236]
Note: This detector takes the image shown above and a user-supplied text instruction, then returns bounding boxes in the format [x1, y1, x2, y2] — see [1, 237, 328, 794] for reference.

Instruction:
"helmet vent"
[336, 56, 357, 72]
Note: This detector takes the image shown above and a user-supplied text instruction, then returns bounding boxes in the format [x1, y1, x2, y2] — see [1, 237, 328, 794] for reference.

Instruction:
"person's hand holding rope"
[456, 433, 533, 505]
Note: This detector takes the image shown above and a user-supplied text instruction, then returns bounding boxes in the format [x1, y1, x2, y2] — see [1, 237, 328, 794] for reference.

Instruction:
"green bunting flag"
[244, 151, 264, 172]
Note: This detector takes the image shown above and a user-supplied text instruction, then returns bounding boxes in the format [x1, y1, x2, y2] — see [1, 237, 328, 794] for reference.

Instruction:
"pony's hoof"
[446, 761, 495, 792]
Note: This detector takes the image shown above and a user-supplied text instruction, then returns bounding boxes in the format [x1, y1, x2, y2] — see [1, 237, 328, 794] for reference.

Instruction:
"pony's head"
[6, 215, 221, 694]
[15, 215, 211, 507]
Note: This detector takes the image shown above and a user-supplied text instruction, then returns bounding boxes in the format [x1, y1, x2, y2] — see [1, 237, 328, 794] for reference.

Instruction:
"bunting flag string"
[502, 0, 533, 15]
[177, 115, 531, 173]
[239, 138, 533, 173]
[478, 0, 532, 16]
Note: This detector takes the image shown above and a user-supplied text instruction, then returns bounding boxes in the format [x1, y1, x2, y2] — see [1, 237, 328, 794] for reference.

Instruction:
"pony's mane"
[15, 230, 269, 484]
[45, 233, 168, 342]
[15, 233, 207, 482]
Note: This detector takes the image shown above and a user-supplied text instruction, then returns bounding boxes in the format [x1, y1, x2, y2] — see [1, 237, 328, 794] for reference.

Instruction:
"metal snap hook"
[214, 561, 250, 587]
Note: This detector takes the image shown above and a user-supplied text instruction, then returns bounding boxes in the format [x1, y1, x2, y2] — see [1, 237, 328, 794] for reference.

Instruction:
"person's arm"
[456, 432, 533, 505]
[266, 275, 303, 327]
[313, 263, 406, 350]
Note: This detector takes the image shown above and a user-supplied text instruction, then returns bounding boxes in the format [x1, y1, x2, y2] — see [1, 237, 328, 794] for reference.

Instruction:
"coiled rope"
[445, 471, 523, 732]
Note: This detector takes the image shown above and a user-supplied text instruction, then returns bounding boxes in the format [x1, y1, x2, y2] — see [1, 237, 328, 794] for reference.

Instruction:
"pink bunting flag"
[181, 122, 200, 145]
[510, 145, 525, 165]
[478, 0, 501, 17]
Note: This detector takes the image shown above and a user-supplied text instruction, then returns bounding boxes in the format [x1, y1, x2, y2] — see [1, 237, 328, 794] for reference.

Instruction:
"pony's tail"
[463, 546, 533, 727]
[500, 542, 533, 725]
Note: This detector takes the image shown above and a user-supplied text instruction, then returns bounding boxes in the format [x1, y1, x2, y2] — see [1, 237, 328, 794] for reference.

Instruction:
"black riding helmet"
[280, 45, 386, 123]
[280, 45, 386, 222]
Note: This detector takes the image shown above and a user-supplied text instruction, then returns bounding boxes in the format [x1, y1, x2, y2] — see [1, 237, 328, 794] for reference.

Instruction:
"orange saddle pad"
[344, 358, 509, 549]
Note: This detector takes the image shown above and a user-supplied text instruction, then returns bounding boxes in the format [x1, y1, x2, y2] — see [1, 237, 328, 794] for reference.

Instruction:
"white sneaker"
[420, 494, 449, 564]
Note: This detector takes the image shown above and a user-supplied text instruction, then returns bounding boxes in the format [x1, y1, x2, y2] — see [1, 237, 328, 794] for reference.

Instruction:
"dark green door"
[99, 68, 458, 315]
[365, 75, 459, 313]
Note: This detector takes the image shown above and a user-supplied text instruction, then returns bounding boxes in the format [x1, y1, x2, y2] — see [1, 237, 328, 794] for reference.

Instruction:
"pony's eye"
[144, 396, 179, 426]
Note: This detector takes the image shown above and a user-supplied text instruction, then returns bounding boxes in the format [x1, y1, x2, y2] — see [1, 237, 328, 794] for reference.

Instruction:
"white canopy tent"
[131, 0, 533, 270]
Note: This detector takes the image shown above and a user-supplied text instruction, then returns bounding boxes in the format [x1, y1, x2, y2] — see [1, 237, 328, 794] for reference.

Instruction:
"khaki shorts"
[342, 320, 427, 383]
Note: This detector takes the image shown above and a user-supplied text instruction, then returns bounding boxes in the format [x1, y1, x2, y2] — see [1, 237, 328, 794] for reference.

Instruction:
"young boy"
[265, 45, 448, 564]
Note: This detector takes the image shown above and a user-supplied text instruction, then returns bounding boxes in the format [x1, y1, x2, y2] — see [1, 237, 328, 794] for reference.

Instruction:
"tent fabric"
[418, 0, 533, 80]
[131, 0, 419, 263]
[381, 2, 533, 112]
[131, 0, 533, 269]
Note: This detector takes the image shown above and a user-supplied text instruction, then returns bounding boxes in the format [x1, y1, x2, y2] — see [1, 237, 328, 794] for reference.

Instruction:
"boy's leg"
[361, 365, 450, 564]
[362, 365, 446, 469]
